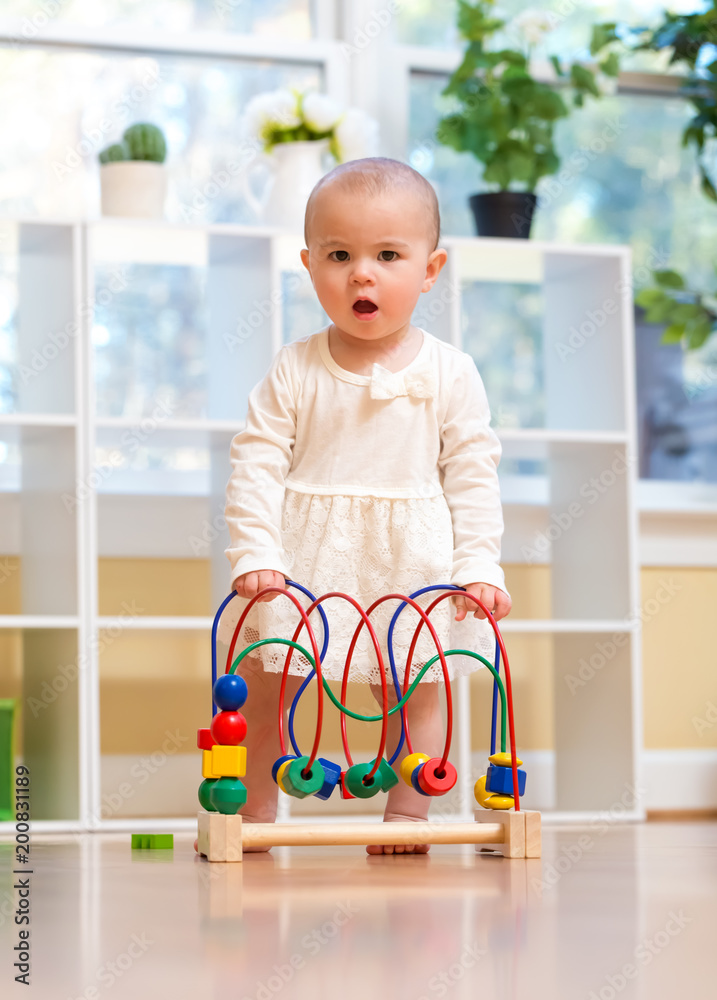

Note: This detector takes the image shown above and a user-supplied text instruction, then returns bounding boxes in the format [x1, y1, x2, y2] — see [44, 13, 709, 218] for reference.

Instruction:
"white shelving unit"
[0, 218, 643, 831]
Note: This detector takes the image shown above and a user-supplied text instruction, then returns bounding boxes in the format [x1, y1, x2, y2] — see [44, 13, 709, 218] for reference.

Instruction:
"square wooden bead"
[202, 745, 247, 779]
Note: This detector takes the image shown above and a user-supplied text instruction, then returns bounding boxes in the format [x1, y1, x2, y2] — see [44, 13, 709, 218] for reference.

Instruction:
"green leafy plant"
[435, 0, 614, 191]
[99, 123, 167, 164]
[636, 270, 717, 350]
[592, 3, 717, 348]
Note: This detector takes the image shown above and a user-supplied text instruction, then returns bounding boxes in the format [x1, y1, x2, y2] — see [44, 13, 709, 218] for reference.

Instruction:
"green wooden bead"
[344, 762, 382, 798]
[198, 778, 218, 812]
[375, 758, 399, 792]
[209, 776, 247, 815]
[281, 756, 325, 798]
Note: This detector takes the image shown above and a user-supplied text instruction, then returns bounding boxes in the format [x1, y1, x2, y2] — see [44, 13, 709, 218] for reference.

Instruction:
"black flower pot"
[469, 191, 538, 239]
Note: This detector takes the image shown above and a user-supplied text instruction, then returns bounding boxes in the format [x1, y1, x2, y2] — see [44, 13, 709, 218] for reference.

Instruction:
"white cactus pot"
[100, 161, 168, 219]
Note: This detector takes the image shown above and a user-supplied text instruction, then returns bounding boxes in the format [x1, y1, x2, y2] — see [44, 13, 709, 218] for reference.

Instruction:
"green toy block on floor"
[0, 701, 16, 822]
[131, 834, 174, 850]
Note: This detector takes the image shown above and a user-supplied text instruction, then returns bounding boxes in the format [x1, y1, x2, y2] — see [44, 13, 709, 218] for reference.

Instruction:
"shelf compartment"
[0, 424, 78, 616]
[5, 627, 81, 823]
[98, 626, 208, 820]
[1, 222, 78, 418]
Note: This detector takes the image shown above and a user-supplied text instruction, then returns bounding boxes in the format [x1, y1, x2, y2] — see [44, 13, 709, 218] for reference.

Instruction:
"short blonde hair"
[304, 156, 441, 252]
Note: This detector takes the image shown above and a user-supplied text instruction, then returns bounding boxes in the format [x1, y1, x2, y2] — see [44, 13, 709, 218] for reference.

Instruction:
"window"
[0, 46, 322, 222]
[5, 0, 315, 37]
[403, 5, 717, 482]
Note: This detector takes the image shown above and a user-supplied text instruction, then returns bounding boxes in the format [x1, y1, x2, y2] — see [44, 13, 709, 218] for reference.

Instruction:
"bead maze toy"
[196, 582, 541, 861]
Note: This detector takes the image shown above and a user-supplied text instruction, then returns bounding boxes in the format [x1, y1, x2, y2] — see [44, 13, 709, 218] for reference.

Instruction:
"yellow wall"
[1, 558, 716, 754]
[640, 567, 717, 749]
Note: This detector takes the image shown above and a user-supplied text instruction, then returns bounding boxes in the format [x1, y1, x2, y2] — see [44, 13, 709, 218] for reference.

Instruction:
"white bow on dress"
[369, 361, 437, 400]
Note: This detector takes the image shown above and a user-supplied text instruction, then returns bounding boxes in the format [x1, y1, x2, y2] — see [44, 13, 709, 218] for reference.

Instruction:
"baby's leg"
[366, 680, 443, 855]
[230, 654, 303, 852]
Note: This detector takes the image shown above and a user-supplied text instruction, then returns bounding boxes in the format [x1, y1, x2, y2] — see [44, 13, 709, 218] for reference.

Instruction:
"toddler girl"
[220, 156, 511, 854]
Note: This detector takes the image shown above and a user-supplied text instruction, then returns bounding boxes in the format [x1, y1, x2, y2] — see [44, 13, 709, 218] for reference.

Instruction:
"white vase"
[100, 161, 168, 219]
[240, 138, 332, 230]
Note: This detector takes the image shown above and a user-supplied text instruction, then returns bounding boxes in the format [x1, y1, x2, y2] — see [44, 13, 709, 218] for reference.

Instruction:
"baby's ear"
[300, 248, 311, 272]
[422, 247, 448, 291]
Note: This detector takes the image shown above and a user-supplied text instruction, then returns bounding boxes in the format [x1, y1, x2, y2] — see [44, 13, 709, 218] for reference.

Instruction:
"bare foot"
[366, 812, 431, 856]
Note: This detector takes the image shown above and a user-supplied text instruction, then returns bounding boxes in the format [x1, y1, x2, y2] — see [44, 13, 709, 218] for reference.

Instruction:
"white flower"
[302, 92, 342, 133]
[594, 71, 619, 97]
[334, 108, 380, 163]
[511, 9, 557, 47]
[243, 89, 301, 139]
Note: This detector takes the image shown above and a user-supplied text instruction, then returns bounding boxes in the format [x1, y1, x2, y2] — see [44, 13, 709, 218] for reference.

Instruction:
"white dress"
[218, 326, 508, 684]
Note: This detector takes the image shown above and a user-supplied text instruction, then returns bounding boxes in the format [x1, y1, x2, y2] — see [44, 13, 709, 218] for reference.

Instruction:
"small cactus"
[98, 142, 129, 164]
[122, 123, 167, 163]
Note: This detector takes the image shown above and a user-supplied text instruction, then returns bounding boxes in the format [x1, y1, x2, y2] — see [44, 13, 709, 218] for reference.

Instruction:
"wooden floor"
[2, 822, 715, 999]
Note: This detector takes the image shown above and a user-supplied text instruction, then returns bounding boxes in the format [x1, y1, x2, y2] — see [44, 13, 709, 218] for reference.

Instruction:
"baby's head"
[304, 156, 440, 252]
[301, 157, 446, 337]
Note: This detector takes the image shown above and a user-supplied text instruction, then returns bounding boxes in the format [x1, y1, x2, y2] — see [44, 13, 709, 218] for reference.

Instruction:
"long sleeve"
[438, 356, 507, 594]
[224, 348, 298, 584]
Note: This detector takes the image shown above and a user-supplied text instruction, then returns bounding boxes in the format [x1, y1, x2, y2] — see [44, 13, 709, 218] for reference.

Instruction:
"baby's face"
[300, 183, 445, 342]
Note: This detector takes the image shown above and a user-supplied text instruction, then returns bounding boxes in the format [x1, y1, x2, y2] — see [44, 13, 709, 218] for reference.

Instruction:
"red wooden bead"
[417, 758, 457, 796]
[210, 711, 247, 746]
[196, 728, 215, 751]
[339, 771, 356, 799]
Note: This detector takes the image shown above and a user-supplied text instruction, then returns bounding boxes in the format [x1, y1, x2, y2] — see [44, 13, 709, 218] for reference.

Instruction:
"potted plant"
[592, 5, 717, 348]
[435, 1, 615, 237]
[98, 123, 168, 219]
[239, 88, 379, 230]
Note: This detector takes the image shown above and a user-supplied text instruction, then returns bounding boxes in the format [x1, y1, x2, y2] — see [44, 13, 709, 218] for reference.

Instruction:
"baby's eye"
[378, 250, 398, 261]
[328, 250, 350, 261]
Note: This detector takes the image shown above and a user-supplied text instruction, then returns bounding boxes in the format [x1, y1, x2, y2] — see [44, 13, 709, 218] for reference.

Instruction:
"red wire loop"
[413, 590, 520, 811]
[360, 593, 454, 773]
[223, 584, 519, 810]
[224, 587, 324, 772]
[313, 592, 387, 781]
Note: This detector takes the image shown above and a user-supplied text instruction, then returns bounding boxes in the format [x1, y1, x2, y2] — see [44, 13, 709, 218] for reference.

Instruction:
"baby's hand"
[233, 570, 286, 603]
[453, 583, 512, 622]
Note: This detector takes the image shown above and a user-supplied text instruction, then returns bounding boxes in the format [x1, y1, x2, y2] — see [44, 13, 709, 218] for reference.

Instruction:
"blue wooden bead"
[213, 673, 248, 712]
[272, 754, 297, 784]
[410, 762, 431, 796]
[486, 763, 527, 796]
[314, 757, 342, 800]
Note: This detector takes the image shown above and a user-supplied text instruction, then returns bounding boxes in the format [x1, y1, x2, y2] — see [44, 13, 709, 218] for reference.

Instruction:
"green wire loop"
[230, 637, 507, 753]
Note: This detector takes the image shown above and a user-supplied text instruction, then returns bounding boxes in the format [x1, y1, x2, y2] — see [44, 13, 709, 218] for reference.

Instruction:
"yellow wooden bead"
[488, 751, 523, 768]
[400, 752, 430, 786]
[474, 774, 514, 811]
[205, 744, 247, 779]
[276, 759, 293, 793]
[201, 749, 216, 780]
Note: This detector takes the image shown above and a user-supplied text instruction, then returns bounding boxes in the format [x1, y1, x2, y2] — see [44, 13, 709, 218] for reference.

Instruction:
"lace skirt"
[217, 489, 497, 684]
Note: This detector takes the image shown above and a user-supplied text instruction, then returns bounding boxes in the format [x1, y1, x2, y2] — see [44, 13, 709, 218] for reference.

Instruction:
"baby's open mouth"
[353, 299, 378, 314]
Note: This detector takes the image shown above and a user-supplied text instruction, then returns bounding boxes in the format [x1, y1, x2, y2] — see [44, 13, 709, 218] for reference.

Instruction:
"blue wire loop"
[489, 638, 501, 757]
[211, 580, 501, 768]
[210, 579, 329, 718]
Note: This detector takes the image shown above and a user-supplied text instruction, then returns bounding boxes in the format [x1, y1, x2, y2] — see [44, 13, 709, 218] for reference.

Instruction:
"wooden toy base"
[197, 809, 541, 862]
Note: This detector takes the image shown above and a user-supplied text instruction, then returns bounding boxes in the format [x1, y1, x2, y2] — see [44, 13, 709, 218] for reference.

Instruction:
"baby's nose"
[350, 258, 375, 281]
